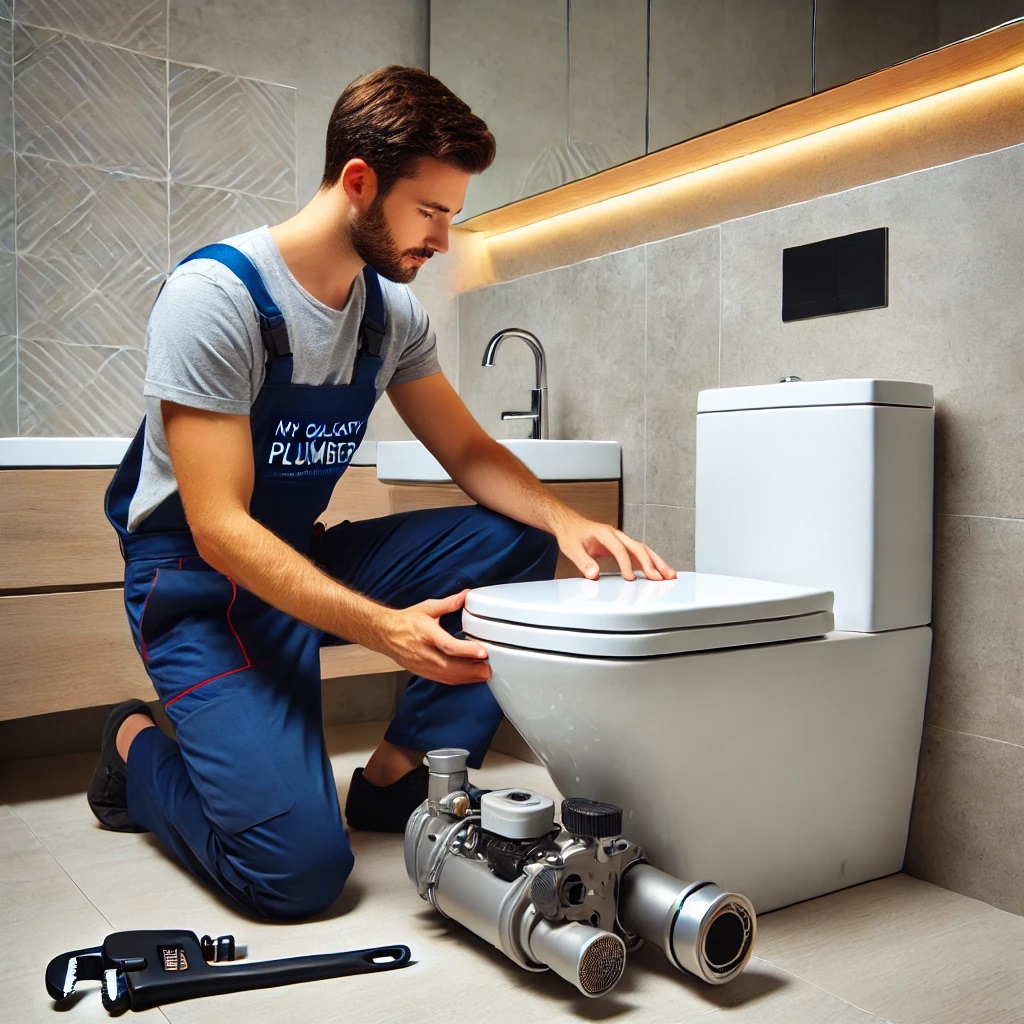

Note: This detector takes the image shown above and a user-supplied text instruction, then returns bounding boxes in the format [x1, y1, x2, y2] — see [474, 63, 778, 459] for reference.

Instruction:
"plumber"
[89, 65, 676, 921]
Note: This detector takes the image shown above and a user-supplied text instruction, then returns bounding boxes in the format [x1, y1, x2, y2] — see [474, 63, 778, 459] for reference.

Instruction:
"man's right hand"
[380, 590, 491, 685]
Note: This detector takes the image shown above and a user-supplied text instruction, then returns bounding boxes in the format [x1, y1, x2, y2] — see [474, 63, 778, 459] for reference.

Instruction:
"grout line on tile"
[11, 9, 18, 436]
[13, 149, 167, 184]
[754, 959, 892, 1022]
[14, 15, 294, 95]
[642, 243, 648, 508]
[12, 17, 168, 62]
[162, 55, 295, 92]
[928, 721, 1024, 752]
[8, 804, 119, 933]
[936, 511, 1024, 525]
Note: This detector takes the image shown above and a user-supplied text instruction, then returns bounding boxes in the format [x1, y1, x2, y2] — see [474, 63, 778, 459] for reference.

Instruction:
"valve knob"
[561, 797, 623, 839]
[426, 748, 470, 774]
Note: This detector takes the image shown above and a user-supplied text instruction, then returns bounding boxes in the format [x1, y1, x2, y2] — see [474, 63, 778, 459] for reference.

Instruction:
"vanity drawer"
[0, 469, 123, 590]
[0, 588, 401, 721]
[0, 466, 391, 592]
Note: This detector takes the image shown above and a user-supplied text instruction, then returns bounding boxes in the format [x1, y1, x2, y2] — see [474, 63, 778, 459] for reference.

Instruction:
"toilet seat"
[463, 572, 835, 657]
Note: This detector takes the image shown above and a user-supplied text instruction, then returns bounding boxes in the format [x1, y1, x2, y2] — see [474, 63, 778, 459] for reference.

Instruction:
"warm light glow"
[504, 63, 1022, 235]
[451, 33, 1024, 292]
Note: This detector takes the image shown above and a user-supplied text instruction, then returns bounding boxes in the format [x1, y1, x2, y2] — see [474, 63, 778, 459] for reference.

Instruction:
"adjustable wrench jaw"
[45, 945, 133, 1013]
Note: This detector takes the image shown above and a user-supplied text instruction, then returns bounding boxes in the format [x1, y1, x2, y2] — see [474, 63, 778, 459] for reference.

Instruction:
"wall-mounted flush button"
[782, 227, 888, 322]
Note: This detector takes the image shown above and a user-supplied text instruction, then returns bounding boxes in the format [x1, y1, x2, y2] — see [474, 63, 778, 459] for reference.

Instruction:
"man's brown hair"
[321, 65, 495, 196]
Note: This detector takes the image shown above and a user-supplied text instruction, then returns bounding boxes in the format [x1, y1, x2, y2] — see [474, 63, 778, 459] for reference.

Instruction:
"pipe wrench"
[46, 928, 411, 1013]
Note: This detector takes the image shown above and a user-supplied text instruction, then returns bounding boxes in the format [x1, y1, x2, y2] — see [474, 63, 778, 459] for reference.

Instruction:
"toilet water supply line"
[405, 749, 756, 998]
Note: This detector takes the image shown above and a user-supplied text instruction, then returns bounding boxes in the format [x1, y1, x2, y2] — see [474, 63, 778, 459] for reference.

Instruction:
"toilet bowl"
[464, 378, 935, 913]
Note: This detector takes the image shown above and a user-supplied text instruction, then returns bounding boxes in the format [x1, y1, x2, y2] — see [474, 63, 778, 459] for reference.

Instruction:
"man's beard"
[349, 197, 432, 284]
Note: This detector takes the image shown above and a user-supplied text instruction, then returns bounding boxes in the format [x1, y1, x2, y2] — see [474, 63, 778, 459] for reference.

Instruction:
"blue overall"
[105, 246, 558, 919]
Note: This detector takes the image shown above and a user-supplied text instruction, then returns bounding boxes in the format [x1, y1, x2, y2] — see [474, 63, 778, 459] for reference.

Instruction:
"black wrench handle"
[127, 944, 412, 1011]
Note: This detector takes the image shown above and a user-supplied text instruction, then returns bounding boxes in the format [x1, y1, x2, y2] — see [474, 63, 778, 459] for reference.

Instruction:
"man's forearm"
[192, 508, 392, 652]
[449, 436, 583, 535]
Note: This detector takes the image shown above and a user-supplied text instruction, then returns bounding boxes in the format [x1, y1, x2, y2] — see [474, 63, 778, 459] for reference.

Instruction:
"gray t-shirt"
[128, 225, 440, 530]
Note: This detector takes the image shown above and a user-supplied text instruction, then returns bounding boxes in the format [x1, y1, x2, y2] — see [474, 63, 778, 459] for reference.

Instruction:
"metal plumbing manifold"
[404, 749, 756, 999]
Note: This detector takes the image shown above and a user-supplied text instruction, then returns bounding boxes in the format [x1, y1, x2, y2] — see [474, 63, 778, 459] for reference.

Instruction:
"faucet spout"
[482, 328, 547, 389]
[482, 328, 549, 439]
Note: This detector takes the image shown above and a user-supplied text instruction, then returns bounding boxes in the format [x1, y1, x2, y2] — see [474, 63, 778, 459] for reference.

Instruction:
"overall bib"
[105, 246, 558, 919]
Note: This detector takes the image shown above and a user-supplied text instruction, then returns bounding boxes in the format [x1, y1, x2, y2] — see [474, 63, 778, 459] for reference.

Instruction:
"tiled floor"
[2, 721, 1023, 1024]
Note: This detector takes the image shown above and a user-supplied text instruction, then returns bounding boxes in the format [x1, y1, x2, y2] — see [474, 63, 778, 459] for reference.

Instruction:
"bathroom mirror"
[430, 0, 1024, 222]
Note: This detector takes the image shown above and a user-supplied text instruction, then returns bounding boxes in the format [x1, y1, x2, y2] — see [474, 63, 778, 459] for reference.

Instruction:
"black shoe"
[87, 699, 152, 833]
[344, 764, 429, 833]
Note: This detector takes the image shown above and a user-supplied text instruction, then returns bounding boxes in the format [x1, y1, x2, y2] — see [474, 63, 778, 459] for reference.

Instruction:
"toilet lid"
[463, 572, 835, 657]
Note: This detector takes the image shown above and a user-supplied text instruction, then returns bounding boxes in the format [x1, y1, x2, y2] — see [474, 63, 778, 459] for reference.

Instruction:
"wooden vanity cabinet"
[0, 467, 619, 720]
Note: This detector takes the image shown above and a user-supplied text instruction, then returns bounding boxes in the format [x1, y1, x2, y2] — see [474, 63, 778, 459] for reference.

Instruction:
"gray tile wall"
[457, 141, 1024, 915]
[1, 0, 436, 439]
[431, 0, 568, 220]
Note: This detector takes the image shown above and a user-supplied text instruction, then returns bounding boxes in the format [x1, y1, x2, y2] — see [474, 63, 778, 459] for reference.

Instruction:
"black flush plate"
[782, 227, 888, 322]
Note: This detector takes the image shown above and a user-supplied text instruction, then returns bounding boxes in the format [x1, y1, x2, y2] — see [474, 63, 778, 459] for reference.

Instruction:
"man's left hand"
[554, 515, 677, 582]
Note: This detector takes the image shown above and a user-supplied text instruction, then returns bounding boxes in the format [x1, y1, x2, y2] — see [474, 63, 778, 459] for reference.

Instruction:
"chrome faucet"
[481, 328, 548, 440]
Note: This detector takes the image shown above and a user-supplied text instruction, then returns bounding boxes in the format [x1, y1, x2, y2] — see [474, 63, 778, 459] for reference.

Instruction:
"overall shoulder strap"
[168, 248, 388, 363]
[359, 266, 387, 358]
[177, 243, 291, 359]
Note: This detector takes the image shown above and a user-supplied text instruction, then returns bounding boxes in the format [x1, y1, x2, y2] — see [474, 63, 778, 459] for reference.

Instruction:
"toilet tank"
[694, 379, 934, 632]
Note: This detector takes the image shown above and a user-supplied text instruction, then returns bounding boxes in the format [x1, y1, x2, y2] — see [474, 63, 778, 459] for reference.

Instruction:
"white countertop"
[1, 438, 621, 482]
[0, 437, 378, 468]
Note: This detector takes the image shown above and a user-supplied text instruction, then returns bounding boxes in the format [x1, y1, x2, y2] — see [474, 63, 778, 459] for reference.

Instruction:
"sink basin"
[376, 439, 621, 483]
[0, 436, 134, 467]
[0, 436, 377, 468]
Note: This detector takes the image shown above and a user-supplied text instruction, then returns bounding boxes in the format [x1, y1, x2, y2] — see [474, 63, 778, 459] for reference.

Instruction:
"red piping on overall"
[164, 663, 263, 710]
[226, 579, 252, 668]
[149, 573, 255, 708]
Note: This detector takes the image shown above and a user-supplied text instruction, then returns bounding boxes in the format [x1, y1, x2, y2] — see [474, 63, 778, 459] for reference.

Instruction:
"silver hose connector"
[425, 747, 471, 804]
[618, 865, 756, 984]
[526, 919, 626, 998]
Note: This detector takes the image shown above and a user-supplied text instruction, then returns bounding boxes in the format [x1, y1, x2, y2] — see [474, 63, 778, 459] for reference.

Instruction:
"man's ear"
[340, 158, 378, 211]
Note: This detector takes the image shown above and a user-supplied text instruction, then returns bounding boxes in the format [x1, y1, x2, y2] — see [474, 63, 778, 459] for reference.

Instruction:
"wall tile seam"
[9, 6, 18, 434]
[167, 58, 296, 92]
[164, 5, 170, 284]
[936, 512, 1024, 525]
[291, 49, 298, 211]
[8, 152, 169, 182]
[14, 336, 148, 353]
[8, 17, 299, 94]
[167, 180, 297, 205]
[644, 502, 695, 512]
[9, 19, 168, 62]
[925, 721, 1024, 753]
[642, 244, 647, 507]
[9, 151, 296, 206]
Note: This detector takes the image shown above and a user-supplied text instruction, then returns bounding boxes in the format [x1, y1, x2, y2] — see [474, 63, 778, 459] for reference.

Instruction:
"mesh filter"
[578, 935, 626, 995]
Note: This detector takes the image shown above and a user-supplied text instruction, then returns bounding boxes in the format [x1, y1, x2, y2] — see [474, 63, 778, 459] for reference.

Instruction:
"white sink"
[376, 439, 621, 483]
[0, 436, 134, 467]
[0, 436, 377, 468]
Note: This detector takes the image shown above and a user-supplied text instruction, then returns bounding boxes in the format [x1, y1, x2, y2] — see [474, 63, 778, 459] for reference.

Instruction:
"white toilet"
[464, 379, 935, 913]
